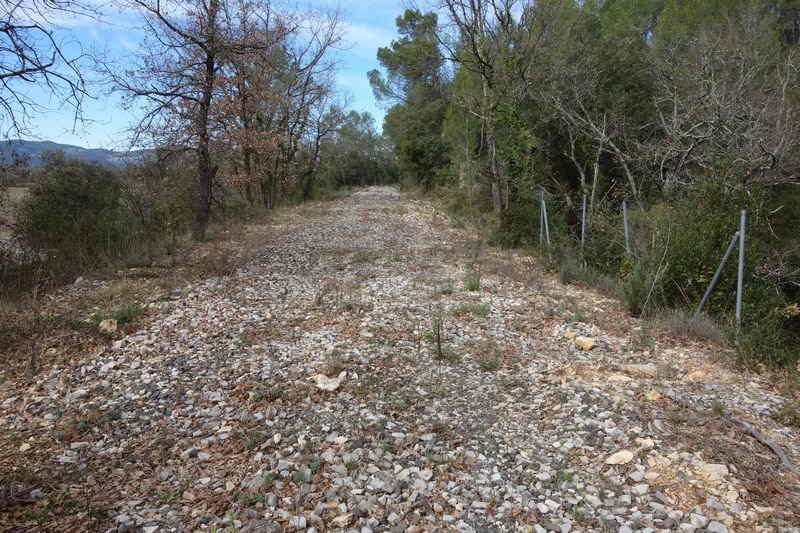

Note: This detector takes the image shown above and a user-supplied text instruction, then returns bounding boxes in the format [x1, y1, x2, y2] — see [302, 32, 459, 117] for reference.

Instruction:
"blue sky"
[19, 1, 405, 149]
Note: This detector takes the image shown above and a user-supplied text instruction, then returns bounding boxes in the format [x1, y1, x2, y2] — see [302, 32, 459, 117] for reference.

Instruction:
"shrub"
[773, 400, 800, 429]
[491, 201, 539, 248]
[559, 253, 584, 285]
[122, 153, 195, 258]
[464, 268, 481, 291]
[621, 259, 654, 317]
[558, 250, 621, 296]
[15, 158, 131, 269]
[736, 309, 798, 370]
[13, 153, 195, 276]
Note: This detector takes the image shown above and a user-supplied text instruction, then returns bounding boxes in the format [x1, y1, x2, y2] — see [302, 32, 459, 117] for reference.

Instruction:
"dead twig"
[726, 417, 800, 474]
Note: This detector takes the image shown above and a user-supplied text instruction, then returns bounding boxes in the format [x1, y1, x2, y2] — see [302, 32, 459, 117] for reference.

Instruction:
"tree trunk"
[193, 144, 212, 241]
[491, 181, 502, 218]
[483, 81, 503, 218]
[239, 77, 256, 207]
[191, 9, 217, 242]
[193, 123, 213, 240]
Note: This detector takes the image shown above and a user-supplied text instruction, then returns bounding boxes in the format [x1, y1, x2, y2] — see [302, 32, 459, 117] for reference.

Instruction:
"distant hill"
[0, 140, 148, 168]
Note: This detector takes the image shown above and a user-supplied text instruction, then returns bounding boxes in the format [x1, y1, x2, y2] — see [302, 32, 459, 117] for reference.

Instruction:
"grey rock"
[707, 522, 728, 533]
[266, 493, 277, 508]
[689, 513, 709, 528]
[584, 494, 602, 507]
[628, 471, 644, 482]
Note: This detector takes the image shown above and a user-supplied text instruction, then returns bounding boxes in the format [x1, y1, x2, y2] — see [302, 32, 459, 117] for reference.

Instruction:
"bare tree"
[107, 0, 278, 240]
[258, 9, 342, 208]
[0, 0, 94, 136]
[647, 11, 800, 193]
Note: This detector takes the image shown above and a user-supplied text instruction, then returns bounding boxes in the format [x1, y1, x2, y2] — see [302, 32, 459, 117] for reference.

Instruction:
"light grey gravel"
[1, 187, 798, 532]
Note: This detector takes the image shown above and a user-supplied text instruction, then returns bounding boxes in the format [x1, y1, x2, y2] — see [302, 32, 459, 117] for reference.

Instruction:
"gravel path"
[1, 186, 799, 532]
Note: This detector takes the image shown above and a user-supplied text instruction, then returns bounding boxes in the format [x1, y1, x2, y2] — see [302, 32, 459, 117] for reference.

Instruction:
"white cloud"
[340, 21, 395, 59]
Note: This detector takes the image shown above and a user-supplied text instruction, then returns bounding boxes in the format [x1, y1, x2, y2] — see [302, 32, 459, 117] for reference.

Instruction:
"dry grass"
[657, 308, 726, 343]
[0, 210, 281, 380]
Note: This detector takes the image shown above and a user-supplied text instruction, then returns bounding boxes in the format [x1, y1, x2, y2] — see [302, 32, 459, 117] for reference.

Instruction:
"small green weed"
[352, 250, 379, 264]
[91, 302, 144, 328]
[112, 303, 143, 325]
[565, 307, 590, 324]
[435, 280, 454, 295]
[292, 470, 311, 483]
[88, 508, 110, 521]
[429, 304, 445, 360]
[453, 301, 490, 317]
[628, 322, 657, 353]
[244, 432, 268, 450]
[155, 490, 179, 504]
[464, 268, 481, 291]
[24, 508, 50, 525]
[545, 302, 566, 317]
[478, 353, 501, 372]
[436, 349, 462, 365]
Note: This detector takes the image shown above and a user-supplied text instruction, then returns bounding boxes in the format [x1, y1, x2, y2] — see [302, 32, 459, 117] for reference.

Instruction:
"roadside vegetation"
[373, 1, 800, 372]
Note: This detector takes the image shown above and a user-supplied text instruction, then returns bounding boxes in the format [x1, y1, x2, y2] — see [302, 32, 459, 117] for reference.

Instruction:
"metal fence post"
[695, 231, 739, 316]
[541, 189, 551, 247]
[539, 191, 544, 248]
[736, 209, 746, 340]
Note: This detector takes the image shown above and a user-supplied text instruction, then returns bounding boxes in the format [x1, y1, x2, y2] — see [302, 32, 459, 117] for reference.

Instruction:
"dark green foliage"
[370, 0, 800, 370]
[314, 112, 398, 194]
[14, 153, 195, 274]
[124, 151, 195, 256]
[491, 201, 539, 249]
[370, 9, 449, 190]
[621, 258, 654, 317]
[736, 309, 798, 370]
[383, 101, 449, 190]
[16, 157, 130, 268]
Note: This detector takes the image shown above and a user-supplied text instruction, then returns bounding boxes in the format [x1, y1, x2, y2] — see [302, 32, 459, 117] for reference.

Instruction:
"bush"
[491, 201, 539, 248]
[559, 252, 585, 285]
[16, 158, 131, 269]
[123, 154, 194, 258]
[610, 182, 798, 369]
[490, 192, 568, 250]
[736, 309, 799, 370]
[14, 153, 195, 275]
[463, 268, 481, 291]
